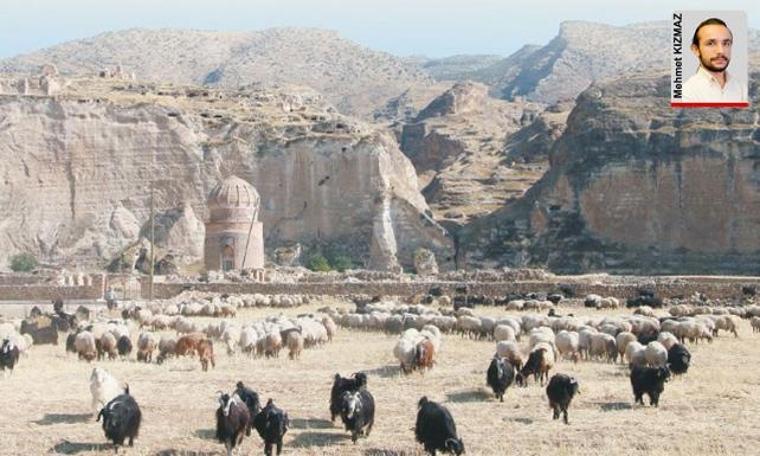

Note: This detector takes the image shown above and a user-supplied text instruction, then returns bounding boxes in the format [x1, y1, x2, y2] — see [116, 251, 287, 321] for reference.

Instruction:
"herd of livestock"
[2, 290, 760, 454]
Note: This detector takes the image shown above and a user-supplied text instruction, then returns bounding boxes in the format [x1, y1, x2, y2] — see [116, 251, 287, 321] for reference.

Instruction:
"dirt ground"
[1, 302, 760, 456]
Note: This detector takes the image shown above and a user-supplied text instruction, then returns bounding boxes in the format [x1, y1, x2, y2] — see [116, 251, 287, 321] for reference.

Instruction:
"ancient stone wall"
[0, 274, 105, 301]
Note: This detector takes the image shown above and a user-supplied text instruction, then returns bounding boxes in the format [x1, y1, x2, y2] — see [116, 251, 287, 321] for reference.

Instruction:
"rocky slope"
[0, 76, 452, 272]
[460, 21, 760, 104]
[464, 71, 760, 274]
[0, 28, 432, 119]
[397, 81, 567, 225]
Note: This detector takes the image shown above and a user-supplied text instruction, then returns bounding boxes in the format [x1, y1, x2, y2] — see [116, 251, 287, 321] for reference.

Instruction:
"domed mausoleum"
[204, 176, 264, 271]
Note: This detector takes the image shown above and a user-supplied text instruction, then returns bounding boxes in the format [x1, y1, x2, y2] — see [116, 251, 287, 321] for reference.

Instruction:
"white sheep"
[615, 331, 637, 362]
[625, 341, 647, 367]
[644, 341, 668, 367]
[74, 331, 97, 361]
[493, 325, 516, 342]
[495, 341, 524, 370]
[89, 367, 123, 417]
[554, 330, 580, 362]
[657, 332, 679, 350]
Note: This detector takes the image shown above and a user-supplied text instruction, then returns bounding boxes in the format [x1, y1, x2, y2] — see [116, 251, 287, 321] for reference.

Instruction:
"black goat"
[339, 389, 375, 443]
[414, 396, 464, 455]
[235, 381, 261, 435]
[253, 399, 289, 456]
[546, 374, 579, 424]
[216, 392, 251, 456]
[486, 355, 514, 402]
[667, 343, 691, 375]
[116, 336, 132, 359]
[329, 372, 367, 422]
[630, 365, 670, 407]
[97, 385, 142, 451]
[1, 339, 20, 375]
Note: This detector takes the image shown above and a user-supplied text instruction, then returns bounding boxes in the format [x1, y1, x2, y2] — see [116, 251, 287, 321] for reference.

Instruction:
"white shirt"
[682, 66, 747, 102]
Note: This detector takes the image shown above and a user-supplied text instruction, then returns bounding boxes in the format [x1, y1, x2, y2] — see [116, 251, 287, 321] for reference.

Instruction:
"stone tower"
[204, 176, 264, 271]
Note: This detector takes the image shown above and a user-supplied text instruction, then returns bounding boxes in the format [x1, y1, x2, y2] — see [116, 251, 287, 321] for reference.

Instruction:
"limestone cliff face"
[399, 81, 552, 224]
[0, 81, 452, 271]
[464, 73, 760, 274]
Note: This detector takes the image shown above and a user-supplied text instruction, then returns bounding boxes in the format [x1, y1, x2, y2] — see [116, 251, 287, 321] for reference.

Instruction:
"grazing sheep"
[264, 332, 283, 359]
[644, 341, 668, 368]
[97, 385, 142, 450]
[589, 333, 617, 363]
[518, 344, 554, 387]
[554, 331, 580, 363]
[615, 332, 637, 363]
[98, 332, 118, 361]
[657, 332, 679, 351]
[630, 365, 670, 407]
[546, 374, 580, 424]
[136, 332, 157, 363]
[415, 396, 465, 456]
[74, 331, 97, 362]
[625, 341, 647, 368]
[496, 341, 524, 370]
[751, 316, 760, 333]
[486, 355, 515, 402]
[322, 316, 337, 341]
[286, 331, 304, 360]
[714, 315, 739, 337]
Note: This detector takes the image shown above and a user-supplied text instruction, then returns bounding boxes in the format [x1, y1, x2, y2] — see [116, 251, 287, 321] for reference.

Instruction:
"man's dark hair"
[692, 18, 731, 47]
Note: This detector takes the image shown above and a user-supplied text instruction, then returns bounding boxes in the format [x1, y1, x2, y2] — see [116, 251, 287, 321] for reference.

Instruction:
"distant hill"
[0, 27, 433, 118]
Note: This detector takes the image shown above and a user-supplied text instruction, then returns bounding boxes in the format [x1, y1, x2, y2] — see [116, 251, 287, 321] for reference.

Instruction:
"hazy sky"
[1, 0, 758, 59]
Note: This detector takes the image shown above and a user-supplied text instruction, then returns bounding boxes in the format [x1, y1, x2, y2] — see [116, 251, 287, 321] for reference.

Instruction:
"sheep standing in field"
[517, 343, 555, 386]
[589, 333, 617, 363]
[394, 336, 417, 374]
[751, 317, 760, 333]
[625, 341, 647, 368]
[156, 336, 176, 364]
[286, 331, 304, 360]
[554, 331, 580, 363]
[98, 332, 118, 361]
[644, 341, 668, 368]
[496, 341, 524, 370]
[616, 332, 637, 363]
[136, 332, 157, 363]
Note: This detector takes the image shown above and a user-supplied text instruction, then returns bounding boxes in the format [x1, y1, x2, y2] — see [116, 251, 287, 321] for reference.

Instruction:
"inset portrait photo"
[671, 11, 749, 108]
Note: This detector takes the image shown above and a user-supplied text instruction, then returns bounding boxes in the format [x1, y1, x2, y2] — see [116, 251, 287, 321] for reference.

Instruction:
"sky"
[0, 0, 758, 59]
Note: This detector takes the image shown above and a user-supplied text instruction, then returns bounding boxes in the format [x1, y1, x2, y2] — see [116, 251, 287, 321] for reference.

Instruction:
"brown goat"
[174, 333, 205, 357]
[414, 339, 435, 372]
[197, 339, 215, 372]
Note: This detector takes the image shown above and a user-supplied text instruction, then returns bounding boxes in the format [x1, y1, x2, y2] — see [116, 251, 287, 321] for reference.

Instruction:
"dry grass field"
[2, 301, 760, 456]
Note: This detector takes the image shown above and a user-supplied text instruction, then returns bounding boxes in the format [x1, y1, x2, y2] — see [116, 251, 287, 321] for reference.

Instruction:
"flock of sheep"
[2, 291, 759, 455]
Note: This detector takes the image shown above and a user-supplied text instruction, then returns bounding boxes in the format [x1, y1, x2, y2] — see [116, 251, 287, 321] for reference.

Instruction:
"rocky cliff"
[398, 81, 565, 225]
[464, 72, 760, 274]
[0, 77, 452, 272]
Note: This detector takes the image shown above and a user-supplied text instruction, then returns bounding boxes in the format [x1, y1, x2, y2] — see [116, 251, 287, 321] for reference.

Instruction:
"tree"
[9, 252, 38, 272]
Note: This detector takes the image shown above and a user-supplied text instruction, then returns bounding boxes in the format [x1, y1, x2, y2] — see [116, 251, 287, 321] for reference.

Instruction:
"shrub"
[9, 252, 38, 272]
[306, 253, 331, 272]
[330, 254, 354, 272]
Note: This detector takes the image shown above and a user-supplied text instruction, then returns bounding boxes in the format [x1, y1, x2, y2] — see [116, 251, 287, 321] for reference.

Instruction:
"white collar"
[696, 65, 732, 86]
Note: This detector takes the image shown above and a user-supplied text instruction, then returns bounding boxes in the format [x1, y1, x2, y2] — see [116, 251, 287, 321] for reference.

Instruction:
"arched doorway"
[222, 245, 235, 271]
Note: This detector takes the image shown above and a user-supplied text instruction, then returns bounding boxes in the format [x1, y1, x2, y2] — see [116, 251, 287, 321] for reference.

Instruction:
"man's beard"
[699, 53, 729, 72]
